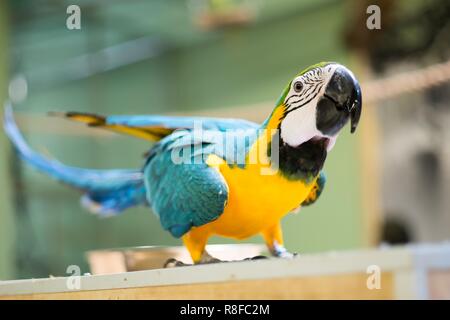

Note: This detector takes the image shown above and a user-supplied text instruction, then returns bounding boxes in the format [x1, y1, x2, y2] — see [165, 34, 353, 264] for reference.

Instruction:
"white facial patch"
[280, 63, 340, 150]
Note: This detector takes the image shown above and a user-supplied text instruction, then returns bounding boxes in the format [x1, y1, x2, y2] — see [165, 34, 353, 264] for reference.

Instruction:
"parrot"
[3, 62, 362, 265]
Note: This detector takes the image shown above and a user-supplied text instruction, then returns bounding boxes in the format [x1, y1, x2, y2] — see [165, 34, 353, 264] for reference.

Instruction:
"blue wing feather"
[4, 104, 260, 235]
[143, 127, 259, 237]
[3, 104, 147, 215]
[62, 111, 259, 142]
[105, 115, 259, 132]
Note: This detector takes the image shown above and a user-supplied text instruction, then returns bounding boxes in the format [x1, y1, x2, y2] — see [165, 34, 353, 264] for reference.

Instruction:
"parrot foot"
[276, 251, 298, 259]
[244, 255, 268, 261]
[163, 258, 192, 268]
[164, 251, 223, 268]
[164, 253, 276, 268]
[270, 242, 298, 259]
[198, 251, 222, 264]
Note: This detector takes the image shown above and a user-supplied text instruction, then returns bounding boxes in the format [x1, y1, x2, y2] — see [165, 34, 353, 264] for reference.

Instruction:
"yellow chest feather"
[197, 108, 315, 239]
[203, 154, 315, 239]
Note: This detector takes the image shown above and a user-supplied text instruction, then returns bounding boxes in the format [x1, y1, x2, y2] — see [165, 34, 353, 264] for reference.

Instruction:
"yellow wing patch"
[303, 183, 320, 204]
[56, 112, 174, 142]
[302, 172, 326, 206]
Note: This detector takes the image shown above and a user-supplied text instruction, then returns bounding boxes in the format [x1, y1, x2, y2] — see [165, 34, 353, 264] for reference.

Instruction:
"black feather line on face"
[284, 93, 302, 105]
[285, 82, 324, 113]
[283, 69, 324, 107]
[278, 67, 329, 130]
[283, 93, 317, 117]
[284, 68, 321, 105]
[286, 86, 308, 104]
[299, 81, 321, 101]
[284, 79, 320, 106]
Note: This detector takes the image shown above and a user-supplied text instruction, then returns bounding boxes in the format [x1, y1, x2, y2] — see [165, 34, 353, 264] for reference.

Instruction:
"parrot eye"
[293, 81, 303, 93]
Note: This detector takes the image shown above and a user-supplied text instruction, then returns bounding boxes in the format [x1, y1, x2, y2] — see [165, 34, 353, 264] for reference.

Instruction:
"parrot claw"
[277, 251, 298, 259]
[270, 245, 298, 259]
[269, 242, 298, 259]
[164, 258, 191, 268]
[163, 252, 224, 268]
[199, 251, 223, 264]
[244, 255, 268, 261]
[163, 250, 296, 268]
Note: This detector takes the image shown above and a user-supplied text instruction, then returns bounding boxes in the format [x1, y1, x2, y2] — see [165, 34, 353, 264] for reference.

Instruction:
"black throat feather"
[269, 135, 327, 182]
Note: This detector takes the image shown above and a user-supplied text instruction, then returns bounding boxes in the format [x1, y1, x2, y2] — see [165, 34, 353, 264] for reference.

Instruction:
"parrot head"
[276, 62, 362, 152]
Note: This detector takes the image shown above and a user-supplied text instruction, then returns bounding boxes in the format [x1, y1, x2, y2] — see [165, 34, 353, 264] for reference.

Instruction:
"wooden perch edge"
[1, 243, 450, 299]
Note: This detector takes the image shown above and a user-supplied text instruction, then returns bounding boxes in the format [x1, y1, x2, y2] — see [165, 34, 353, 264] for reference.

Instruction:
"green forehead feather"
[275, 81, 292, 106]
[275, 61, 335, 106]
[297, 61, 334, 76]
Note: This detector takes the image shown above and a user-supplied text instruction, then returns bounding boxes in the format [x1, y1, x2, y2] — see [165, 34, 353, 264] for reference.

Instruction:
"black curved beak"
[316, 66, 362, 135]
[348, 77, 362, 134]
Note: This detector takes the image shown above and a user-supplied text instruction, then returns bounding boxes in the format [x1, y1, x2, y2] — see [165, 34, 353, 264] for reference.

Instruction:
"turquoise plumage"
[4, 104, 258, 236]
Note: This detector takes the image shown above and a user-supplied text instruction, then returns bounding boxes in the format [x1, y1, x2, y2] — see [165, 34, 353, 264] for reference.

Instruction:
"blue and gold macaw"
[4, 62, 362, 265]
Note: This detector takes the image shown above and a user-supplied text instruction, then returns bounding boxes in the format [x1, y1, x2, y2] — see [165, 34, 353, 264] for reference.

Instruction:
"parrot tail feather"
[3, 103, 148, 216]
[81, 183, 148, 217]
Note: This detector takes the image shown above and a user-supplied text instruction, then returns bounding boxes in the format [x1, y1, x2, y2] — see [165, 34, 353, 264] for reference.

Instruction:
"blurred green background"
[1, 0, 448, 280]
